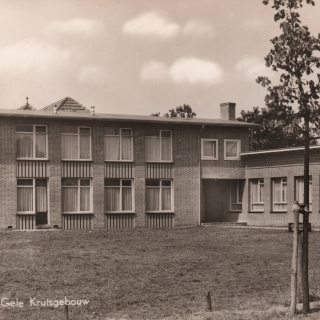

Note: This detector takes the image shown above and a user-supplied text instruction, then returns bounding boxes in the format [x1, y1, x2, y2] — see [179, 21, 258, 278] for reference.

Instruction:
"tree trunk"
[302, 114, 310, 313]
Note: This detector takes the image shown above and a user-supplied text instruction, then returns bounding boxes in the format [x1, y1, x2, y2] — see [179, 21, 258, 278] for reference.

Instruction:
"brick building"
[0, 97, 316, 230]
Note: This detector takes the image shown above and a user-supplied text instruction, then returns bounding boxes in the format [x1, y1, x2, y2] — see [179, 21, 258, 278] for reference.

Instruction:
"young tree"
[258, 0, 320, 313]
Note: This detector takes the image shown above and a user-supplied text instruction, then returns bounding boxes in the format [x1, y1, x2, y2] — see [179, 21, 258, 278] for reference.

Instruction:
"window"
[105, 179, 133, 212]
[295, 176, 312, 212]
[17, 179, 47, 214]
[272, 178, 287, 211]
[250, 179, 264, 212]
[61, 126, 91, 160]
[104, 128, 133, 161]
[62, 178, 91, 213]
[224, 140, 241, 160]
[16, 125, 47, 159]
[230, 180, 243, 211]
[201, 139, 218, 160]
[146, 179, 173, 212]
[145, 130, 172, 162]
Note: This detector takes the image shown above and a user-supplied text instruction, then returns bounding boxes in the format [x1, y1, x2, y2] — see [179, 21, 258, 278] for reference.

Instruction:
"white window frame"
[230, 180, 243, 212]
[104, 179, 134, 213]
[61, 178, 92, 213]
[145, 129, 172, 162]
[201, 139, 218, 160]
[250, 179, 264, 212]
[104, 128, 133, 161]
[17, 178, 35, 214]
[16, 124, 48, 160]
[146, 179, 174, 212]
[272, 177, 287, 212]
[61, 126, 92, 161]
[224, 139, 241, 160]
[295, 176, 312, 212]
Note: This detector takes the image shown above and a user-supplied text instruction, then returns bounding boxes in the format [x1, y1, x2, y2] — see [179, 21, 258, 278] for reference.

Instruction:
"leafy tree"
[258, 0, 320, 313]
[237, 106, 315, 150]
[151, 104, 197, 118]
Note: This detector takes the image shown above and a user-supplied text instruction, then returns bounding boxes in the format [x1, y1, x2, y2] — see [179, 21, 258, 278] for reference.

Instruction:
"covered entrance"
[201, 179, 244, 223]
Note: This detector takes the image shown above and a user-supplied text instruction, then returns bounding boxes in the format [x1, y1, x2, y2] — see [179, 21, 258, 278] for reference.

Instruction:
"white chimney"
[220, 102, 236, 120]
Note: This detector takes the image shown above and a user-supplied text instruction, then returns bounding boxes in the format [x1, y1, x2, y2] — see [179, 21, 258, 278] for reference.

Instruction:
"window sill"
[105, 212, 135, 215]
[201, 158, 218, 161]
[104, 160, 134, 163]
[223, 158, 241, 161]
[61, 159, 93, 162]
[62, 212, 94, 215]
[145, 161, 174, 164]
[16, 158, 49, 161]
[249, 211, 264, 214]
[146, 211, 174, 214]
[17, 212, 35, 215]
[228, 211, 242, 213]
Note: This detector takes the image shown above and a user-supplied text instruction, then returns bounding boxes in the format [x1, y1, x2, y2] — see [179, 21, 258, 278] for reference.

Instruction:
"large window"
[272, 177, 287, 211]
[16, 125, 47, 159]
[145, 130, 172, 162]
[295, 176, 312, 212]
[61, 126, 91, 160]
[17, 179, 47, 214]
[62, 178, 91, 213]
[230, 180, 243, 211]
[224, 140, 241, 160]
[105, 179, 133, 212]
[201, 139, 218, 160]
[250, 179, 264, 212]
[146, 179, 173, 212]
[104, 128, 133, 161]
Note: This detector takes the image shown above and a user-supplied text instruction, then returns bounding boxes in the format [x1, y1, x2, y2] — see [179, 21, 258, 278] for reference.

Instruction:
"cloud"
[77, 65, 107, 83]
[235, 57, 270, 81]
[183, 20, 215, 37]
[141, 57, 223, 85]
[49, 18, 104, 36]
[243, 18, 265, 28]
[123, 12, 180, 39]
[141, 61, 168, 80]
[0, 38, 70, 74]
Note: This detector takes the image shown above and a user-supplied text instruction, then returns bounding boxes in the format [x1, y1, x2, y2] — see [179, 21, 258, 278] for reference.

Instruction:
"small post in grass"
[65, 305, 69, 320]
[290, 202, 300, 314]
[206, 292, 212, 312]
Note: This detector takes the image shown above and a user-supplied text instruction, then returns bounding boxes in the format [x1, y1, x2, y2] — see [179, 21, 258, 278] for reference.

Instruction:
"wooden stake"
[65, 305, 69, 320]
[206, 292, 212, 312]
[297, 231, 303, 303]
[290, 210, 299, 314]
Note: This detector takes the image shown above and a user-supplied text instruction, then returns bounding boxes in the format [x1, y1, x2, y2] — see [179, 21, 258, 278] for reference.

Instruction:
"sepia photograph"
[1, 0, 320, 319]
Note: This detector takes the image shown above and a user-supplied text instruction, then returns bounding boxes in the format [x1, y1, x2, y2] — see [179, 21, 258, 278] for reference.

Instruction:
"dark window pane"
[146, 179, 160, 187]
[17, 179, 33, 186]
[62, 178, 78, 186]
[35, 179, 47, 187]
[105, 179, 120, 187]
[121, 129, 132, 136]
[162, 180, 172, 187]
[122, 180, 132, 187]
[145, 129, 160, 137]
[35, 126, 47, 133]
[80, 179, 90, 186]
[61, 125, 78, 134]
[16, 124, 33, 132]
[80, 127, 90, 135]
[104, 127, 120, 135]
[161, 131, 171, 138]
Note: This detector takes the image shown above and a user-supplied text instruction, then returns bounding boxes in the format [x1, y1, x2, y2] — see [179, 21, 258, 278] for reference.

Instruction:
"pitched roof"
[18, 103, 36, 111]
[40, 97, 90, 113]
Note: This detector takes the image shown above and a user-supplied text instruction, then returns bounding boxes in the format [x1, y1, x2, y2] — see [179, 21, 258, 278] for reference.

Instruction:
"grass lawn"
[1, 226, 320, 319]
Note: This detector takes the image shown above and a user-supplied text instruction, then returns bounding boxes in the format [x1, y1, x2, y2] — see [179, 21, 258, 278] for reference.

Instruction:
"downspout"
[198, 125, 205, 225]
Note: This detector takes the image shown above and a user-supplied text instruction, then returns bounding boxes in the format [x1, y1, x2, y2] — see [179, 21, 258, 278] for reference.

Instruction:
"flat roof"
[241, 145, 320, 156]
[0, 109, 260, 128]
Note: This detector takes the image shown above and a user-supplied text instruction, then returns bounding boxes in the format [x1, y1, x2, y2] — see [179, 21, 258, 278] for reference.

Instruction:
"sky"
[0, 0, 319, 118]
